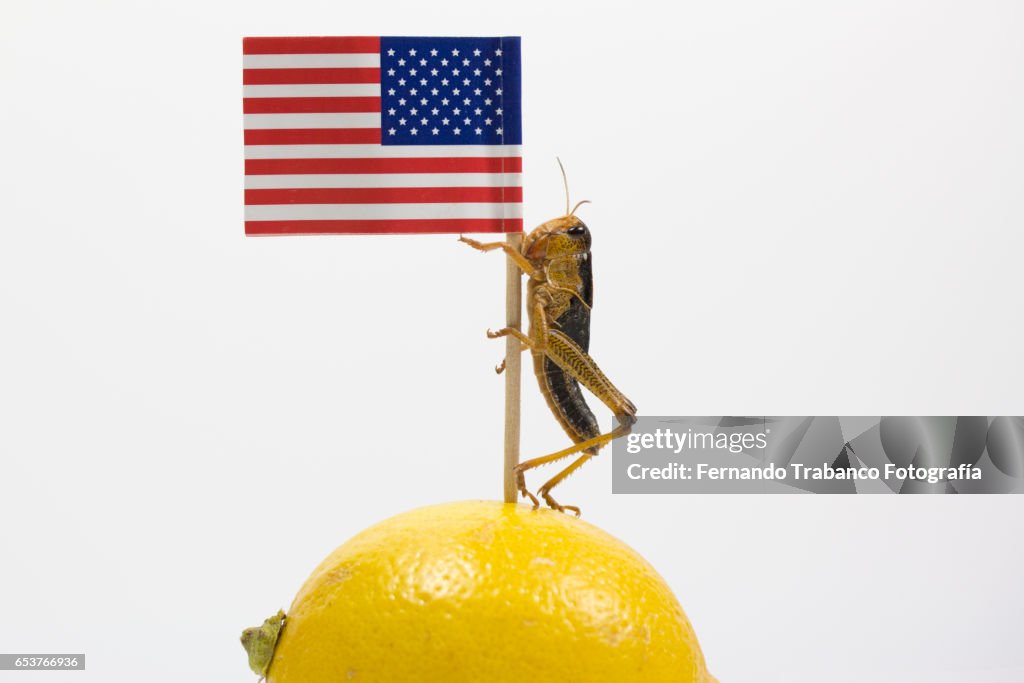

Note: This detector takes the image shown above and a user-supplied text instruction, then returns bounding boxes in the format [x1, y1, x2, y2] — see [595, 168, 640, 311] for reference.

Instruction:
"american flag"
[243, 36, 523, 235]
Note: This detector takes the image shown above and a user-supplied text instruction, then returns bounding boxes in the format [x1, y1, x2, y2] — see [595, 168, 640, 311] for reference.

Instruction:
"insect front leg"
[458, 236, 538, 277]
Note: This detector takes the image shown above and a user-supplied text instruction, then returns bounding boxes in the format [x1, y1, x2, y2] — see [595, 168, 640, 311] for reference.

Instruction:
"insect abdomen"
[536, 357, 602, 450]
[530, 250, 604, 450]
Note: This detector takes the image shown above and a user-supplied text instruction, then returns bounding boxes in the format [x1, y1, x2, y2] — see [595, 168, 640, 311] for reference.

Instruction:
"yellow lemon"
[264, 500, 716, 682]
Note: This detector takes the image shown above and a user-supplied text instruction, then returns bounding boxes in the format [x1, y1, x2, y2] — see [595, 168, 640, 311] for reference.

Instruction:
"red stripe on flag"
[245, 156, 523, 175]
[243, 37, 380, 55]
[244, 128, 382, 145]
[245, 218, 522, 235]
[245, 187, 523, 205]
[243, 68, 380, 85]
[243, 97, 381, 114]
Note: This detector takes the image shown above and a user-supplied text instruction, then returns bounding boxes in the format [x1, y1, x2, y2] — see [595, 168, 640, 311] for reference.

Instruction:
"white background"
[2, 1, 1023, 681]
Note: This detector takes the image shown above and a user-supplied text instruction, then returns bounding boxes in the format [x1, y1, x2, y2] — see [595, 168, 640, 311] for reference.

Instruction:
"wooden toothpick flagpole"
[503, 232, 523, 504]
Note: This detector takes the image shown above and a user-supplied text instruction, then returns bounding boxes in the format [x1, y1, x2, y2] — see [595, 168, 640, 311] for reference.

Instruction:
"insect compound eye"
[567, 224, 586, 236]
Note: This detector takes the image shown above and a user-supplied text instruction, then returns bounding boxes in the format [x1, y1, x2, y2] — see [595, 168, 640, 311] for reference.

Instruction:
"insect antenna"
[557, 157, 570, 216]
[556, 157, 591, 216]
[569, 200, 591, 216]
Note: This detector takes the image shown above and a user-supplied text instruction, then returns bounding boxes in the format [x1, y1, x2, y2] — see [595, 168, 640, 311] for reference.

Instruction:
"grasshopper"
[460, 164, 637, 515]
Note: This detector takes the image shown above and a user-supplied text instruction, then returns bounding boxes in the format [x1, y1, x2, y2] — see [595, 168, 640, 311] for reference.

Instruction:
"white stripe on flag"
[243, 53, 380, 69]
[244, 113, 382, 130]
[243, 84, 382, 98]
[245, 203, 524, 221]
[245, 144, 522, 159]
[245, 173, 523, 189]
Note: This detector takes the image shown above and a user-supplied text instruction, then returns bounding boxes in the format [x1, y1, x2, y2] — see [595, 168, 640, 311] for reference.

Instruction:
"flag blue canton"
[380, 36, 522, 146]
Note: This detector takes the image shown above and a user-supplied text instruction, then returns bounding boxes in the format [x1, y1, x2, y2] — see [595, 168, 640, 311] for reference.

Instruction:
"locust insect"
[460, 162, 637, 515]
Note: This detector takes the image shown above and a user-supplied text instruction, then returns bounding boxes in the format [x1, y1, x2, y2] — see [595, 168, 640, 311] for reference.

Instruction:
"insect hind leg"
[515, 420, 635, 514]
[537, 453, 593, 516]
